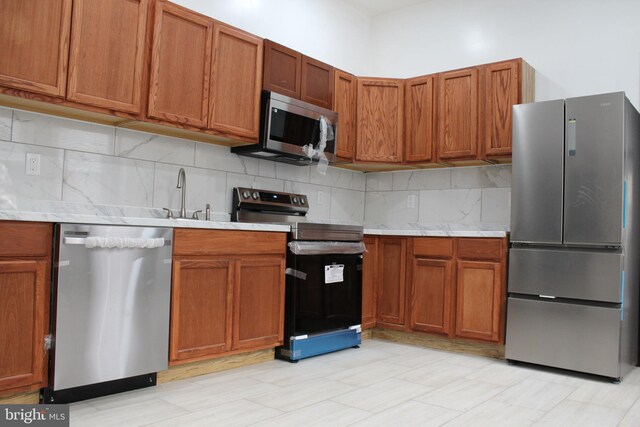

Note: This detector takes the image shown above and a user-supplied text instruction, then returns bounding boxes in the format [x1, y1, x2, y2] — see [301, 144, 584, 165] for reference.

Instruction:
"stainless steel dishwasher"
[42, 224, 173, 403]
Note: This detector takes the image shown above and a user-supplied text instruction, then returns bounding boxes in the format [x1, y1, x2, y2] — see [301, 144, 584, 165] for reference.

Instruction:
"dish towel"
[84, 237, 165, 249]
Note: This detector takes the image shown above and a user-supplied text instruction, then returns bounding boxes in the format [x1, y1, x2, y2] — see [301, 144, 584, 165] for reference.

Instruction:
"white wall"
[172, 0, 372, 75]
[368, 0, 640, 108]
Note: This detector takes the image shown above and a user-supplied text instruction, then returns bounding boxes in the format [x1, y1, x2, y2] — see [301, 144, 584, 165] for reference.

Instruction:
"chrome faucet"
[177, 168, 187, 218]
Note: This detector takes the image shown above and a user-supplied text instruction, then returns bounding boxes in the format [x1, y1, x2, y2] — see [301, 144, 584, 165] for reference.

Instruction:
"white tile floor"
[69, 339, 640, 426]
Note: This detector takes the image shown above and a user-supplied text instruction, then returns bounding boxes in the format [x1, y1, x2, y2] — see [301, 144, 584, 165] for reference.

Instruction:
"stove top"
[231, 187, 363, 241]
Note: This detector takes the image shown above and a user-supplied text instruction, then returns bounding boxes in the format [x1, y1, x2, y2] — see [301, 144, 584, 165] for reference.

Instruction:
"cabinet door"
[0, 260, 47, 392]
[410, 258, 452, 335]
[170, 259, 233, 363]
[455, 260, 502, 342]
[148, 1, 213, 128]
[361, 236, 378, 329]
[262, 40, 301, 99]
[209, 24, 263, 140]
[333, 70, 357, 161]
[0, 0, 71, 97]
[437, 68, 479, 161]
[356, 78, 404, 163]
[233, 257, 285, 350]
[67, 0, 148, 113]
[484, 59, 520, 158]
[405, 75, 435, 163]
[301, 56, 333, 109]
[376, 238, 407, 326]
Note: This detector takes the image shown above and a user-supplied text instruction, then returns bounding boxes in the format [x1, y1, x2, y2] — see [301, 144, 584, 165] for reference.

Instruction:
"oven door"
[286, 251, 362, 337]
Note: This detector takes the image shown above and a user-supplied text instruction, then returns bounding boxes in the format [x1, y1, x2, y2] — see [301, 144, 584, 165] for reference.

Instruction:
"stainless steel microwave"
[232, 91, 338, 165]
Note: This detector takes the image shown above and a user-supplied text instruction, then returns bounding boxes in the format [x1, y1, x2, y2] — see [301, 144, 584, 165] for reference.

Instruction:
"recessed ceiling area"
[342, 0, 428, 16]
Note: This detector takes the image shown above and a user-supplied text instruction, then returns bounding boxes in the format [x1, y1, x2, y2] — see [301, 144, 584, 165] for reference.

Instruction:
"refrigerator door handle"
[567, 118, 577, 156]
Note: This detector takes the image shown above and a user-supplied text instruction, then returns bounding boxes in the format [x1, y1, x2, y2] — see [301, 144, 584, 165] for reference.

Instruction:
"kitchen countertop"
[0, 201, 508, 237]
[363, 223, 509, 238]
[0, 201, 289, 233]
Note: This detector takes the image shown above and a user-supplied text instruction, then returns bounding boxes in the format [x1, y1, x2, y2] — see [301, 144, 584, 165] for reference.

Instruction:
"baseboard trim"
[372, 327, 505, 359]
[157, 349, 275, 384]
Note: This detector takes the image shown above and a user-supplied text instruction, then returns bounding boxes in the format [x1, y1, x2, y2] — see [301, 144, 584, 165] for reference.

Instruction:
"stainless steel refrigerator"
[505, 92, 640, 381]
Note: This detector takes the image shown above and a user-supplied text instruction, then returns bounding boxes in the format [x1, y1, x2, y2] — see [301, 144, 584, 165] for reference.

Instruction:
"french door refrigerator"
[505, 92, 640, 381]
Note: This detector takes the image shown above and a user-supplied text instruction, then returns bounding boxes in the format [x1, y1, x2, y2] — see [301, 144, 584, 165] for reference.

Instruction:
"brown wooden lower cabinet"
[455, 260, 503, 342]
[410, 258, 453, 335]
[170, 258, 233, 362]
[375, 237, 407, 327]
[233, 257, 285, 350]
[361, 236, 378, 329]
[170, 229, 286, 365]
[0, 221, 52, 396]
[365, 235, 507, 344]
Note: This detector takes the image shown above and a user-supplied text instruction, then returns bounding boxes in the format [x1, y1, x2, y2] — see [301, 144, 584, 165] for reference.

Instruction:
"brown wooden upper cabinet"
[263, 40, 301, 99]
[263, 40, 334, 109]
[0, 0, 72, 97]
[67, 0, 148, 114]
[483, 58, 534, 159]
[405, 74, 436, 163]
[437, 67, 480, 162]
[333, 70, 357, 161]
[148, 0, 213, 128]
[356, 78, 404, 163]
[376, 237, 407, 327]
[209, 23, 263, 141]
[300, 56, 334, 109]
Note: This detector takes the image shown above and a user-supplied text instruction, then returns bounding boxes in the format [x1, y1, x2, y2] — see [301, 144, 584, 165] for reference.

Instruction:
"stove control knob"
[300, 196, 306, 205]
[292, 196, 299, 204]
[242, 191, 251, 199]
[251, 191, 259, 200]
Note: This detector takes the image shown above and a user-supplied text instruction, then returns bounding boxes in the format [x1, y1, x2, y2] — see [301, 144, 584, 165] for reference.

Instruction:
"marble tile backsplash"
[0, 107, 366, 224]
[365, 166, 512, 226]
[0, 106, 512, 227]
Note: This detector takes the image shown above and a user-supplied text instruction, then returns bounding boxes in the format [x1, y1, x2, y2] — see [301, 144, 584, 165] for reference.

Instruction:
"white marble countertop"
[0, 201, 509, 237]
[363, 223, 509, 238]
[0, 201, 289, 233]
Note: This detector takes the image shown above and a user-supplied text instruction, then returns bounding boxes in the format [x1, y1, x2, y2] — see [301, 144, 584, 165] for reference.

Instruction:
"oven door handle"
[288, 241, 365, 255]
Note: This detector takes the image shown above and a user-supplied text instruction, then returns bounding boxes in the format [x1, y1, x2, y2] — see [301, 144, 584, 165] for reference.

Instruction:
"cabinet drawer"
[174, 229, 286, 256]
[0, 221, 52, 257]
[412, 237, 453, 258]
[457, 238, 504, 261]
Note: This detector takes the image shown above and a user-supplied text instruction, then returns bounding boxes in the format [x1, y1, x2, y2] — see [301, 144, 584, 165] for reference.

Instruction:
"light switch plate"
[317, 190, 325, 206]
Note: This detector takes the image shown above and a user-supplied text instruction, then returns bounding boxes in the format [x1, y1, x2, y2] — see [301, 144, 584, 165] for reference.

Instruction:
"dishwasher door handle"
[63, 236, 170, 248]
[63, 237, 87, 245]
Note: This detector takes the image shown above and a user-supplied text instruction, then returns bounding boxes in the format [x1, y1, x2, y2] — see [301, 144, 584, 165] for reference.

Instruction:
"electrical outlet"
[317, 191, 325, 206]
[407, 195, 416, 209]
[26, 153, 41, 176]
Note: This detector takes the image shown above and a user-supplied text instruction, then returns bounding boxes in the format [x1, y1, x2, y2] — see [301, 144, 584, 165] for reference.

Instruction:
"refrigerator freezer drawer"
[505, 297, 621, 378]
[509, 248, 622, 303]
